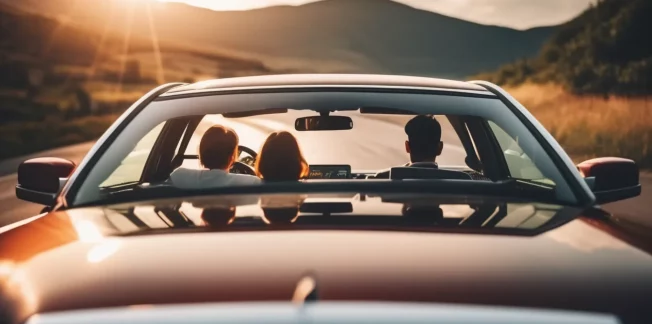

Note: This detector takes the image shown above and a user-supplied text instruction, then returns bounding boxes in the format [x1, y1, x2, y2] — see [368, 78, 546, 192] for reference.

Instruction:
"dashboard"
[308, 165, 352, 179]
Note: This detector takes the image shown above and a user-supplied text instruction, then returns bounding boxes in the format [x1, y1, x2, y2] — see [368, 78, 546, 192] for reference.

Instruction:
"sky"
[157, 0, 596, 30]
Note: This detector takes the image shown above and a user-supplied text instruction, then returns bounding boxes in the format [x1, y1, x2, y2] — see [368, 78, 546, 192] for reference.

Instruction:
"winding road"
[0, 114, 650, 230]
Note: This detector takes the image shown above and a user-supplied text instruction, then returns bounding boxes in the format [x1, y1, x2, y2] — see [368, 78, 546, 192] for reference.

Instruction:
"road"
[0, 114, 650, 230]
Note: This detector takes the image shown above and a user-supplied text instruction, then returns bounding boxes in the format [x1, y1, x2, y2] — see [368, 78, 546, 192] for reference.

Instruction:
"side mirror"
[16, 157, 76, 206]
[577, 157, 641, 204]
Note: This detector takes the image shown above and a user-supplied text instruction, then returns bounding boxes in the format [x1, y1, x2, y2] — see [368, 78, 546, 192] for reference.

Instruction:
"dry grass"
[506, 84, 652, 168]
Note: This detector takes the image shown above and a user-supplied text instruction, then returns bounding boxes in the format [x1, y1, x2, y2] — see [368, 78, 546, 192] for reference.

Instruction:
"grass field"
[507, 83, 652, 168]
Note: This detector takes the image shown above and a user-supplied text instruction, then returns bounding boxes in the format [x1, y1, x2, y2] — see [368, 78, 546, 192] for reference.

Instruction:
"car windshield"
[72, 90, 575, 206]
[179, 112, 465, 171]
[72, 193, 577, 236]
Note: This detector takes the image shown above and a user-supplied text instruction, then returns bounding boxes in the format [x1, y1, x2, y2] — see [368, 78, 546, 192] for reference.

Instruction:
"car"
[1, 74, 650, 324]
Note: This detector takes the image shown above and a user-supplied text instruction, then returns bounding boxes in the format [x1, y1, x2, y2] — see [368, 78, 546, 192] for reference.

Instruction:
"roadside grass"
[0, 115, 118, 159]
[506, 84, 652, 168]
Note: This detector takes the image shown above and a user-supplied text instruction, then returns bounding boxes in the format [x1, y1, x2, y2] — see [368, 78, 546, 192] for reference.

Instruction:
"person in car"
[372, 115, 444, 178]
[169, 125, 261, 189]
[201, 207, 237, 227]
[255, 131, 309, 182]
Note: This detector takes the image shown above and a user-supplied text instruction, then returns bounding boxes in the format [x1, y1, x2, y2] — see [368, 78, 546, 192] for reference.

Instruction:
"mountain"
[0, 2, 271, 88]
[476, 0, 652, 95]
[0, 0, 555, 78]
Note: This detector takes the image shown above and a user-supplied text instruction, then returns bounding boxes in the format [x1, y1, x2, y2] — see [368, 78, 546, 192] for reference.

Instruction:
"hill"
[0, 2, 274, 159]
[0, 0, 555, 78]
[0, 2, 272, 119]
[476, 0, 652, 95]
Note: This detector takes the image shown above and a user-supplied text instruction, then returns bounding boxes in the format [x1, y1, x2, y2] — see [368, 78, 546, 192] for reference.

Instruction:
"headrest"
[390, 167, 473, 180]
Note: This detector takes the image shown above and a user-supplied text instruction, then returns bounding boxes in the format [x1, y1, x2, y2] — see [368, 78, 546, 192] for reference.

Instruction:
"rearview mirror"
[295, 116, 353, 131]
[577, 157, 641, 204]
[16, 157, 76, 206]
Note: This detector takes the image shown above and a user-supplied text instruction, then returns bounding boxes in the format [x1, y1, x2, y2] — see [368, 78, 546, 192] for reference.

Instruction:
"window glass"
[488, 121, 550, 183]
[180, 113, 466, 170]
[74, 92, 575, 206]
[100, 122, 165, 187]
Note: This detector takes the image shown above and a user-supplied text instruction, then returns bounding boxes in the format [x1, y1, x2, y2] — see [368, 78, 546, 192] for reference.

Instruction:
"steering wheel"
[230, 145, 258, 175]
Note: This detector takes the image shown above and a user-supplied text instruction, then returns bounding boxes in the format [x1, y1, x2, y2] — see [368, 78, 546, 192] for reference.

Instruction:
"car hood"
[1, 194, 651, 323]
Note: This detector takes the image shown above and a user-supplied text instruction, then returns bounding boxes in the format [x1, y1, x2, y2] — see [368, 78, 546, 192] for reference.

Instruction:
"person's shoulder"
[227, 173, 262, 185]
[170, 167, 196, 179]
[168, 167, 205, 187]
[370, 169, 390, 179]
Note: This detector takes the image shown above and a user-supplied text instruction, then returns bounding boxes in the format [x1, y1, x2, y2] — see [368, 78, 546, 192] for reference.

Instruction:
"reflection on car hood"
[1, 193, 651, 323]
[12, 193, 583, 239]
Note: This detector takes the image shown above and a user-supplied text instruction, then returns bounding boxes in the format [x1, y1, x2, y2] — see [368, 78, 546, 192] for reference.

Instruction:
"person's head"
[199, 125, 239, 170]
[201, 207, 237, 226]
[404, 115, 443, 163]
[261, 207, 300, 224]
[401, 204, 443, 225]
[255, 131, 309, 181]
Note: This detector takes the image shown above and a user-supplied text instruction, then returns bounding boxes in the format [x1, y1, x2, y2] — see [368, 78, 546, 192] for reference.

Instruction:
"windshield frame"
[62, 86, 586, 208]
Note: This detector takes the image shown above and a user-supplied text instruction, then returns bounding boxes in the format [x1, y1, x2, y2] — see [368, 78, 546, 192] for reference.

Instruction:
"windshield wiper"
[99, 181, 141, 190]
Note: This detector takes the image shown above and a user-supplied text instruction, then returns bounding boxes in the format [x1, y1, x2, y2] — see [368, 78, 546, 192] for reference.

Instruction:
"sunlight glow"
[3, 266, 39, 315]
[116, 1, 136, 96]
[87, 240, 121, 263]
[157, 0, 316, 11]
[155, 0, 595, 30]
[88, 0, 116, 80]
[41, 0, 82, 58]
[146, 2, 166, 84]
[71, 219, 105, 242]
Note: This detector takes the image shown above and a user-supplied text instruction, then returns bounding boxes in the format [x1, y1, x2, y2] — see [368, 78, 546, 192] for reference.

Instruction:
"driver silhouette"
[169, 125, 261, 189]
[372, 115, 444, 178]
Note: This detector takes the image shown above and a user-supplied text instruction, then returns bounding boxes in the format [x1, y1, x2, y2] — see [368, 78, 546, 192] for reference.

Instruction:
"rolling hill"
[0, 0, 556, 77]
[476, 0, 652, 95]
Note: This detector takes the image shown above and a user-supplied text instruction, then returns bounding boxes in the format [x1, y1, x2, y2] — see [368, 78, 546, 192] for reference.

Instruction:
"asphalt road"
[0, 114, 650, 230]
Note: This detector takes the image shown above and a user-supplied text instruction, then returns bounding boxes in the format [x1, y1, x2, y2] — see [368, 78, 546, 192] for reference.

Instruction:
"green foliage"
[0, 116, 117, 159]
[478, 0, 652, 96]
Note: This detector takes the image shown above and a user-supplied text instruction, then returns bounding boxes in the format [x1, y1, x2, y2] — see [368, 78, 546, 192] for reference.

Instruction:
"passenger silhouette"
[401, 204, 444, 225]
[260, 194, 305, 225]
[255, 131, 309, 182]
[169, 125, 261, 188]
[201, 207, 237, 227]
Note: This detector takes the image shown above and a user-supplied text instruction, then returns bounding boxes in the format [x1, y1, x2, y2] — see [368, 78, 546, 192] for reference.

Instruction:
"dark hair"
[262, 207, 300, 224]
[255, 131, 309, 182]
[404, 115, 442, 161]
[201, 207, 236, 226]
[199, 125, 239, 170]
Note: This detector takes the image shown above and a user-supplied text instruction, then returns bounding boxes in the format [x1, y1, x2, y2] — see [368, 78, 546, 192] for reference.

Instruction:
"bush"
[475, 0, 652, 96]
[0, 115, 117, 159]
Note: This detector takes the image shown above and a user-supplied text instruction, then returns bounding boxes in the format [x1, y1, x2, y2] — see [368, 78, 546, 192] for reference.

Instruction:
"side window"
[100, 122, 166, 187]
[488, 121, 548, 182]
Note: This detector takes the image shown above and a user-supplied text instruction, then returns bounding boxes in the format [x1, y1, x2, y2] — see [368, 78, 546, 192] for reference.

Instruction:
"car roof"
[162, 74, 490, 97]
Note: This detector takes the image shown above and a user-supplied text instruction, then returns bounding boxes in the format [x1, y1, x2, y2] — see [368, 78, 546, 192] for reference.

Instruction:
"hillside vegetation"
[477, 0, 651, 96]
[0, 3, 273, 159]
[0, 0, 553, 78]
[507, 84, 652, 167]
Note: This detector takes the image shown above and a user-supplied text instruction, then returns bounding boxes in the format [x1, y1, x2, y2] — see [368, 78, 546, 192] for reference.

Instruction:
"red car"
[1, 75, 649, 324]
